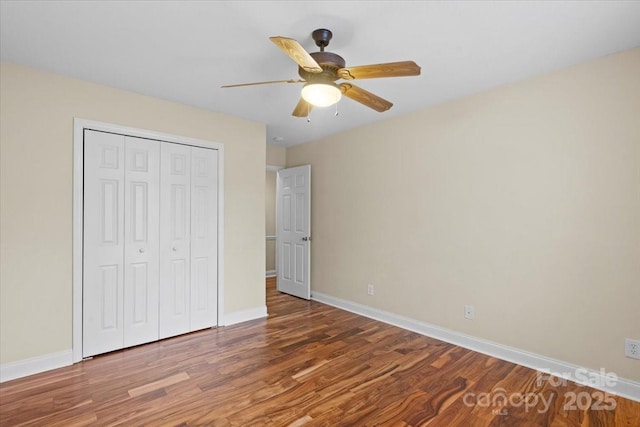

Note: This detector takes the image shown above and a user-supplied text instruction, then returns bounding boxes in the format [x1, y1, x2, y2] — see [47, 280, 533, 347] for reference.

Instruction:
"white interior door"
[277, 165, 311, 299]
[83, 130, 126, 357]
[190, 147, 218, 330]
[123, 137, 160, 347]
[159, 143, 192, 338]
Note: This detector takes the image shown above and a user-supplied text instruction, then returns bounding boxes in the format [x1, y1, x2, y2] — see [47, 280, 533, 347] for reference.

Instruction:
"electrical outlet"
[625, 338, 640, 360]
[464, 305, 474, 320]
[367, 284, 374, 296]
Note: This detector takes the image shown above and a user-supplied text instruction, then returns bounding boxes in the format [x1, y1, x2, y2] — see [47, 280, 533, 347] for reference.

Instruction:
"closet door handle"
[139, 248, 146, 253]
[172, 247, 178, 252]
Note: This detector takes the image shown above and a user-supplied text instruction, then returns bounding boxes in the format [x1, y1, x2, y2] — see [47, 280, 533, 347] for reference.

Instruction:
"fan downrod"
[312, 28, 332, 52]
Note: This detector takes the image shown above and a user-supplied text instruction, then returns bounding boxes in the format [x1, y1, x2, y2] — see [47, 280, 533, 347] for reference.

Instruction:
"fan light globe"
[301, 82, 342, 107]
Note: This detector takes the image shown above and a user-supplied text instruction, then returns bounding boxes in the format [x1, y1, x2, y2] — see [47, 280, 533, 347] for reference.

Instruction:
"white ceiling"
[2, 1, 640, 147]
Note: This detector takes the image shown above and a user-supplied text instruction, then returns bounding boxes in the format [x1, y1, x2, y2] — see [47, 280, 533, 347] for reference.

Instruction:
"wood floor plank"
[127, 372, 190, 398]
[1, 276, 638, 426]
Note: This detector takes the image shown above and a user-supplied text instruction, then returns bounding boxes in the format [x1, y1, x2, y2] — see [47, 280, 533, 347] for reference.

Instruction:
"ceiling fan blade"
[270, 36, 323, 73]
[221, 79, 305, 88]
[292, 98, 313, 117]
[340, 83, 393, 112]
[338, 61, 421, 80]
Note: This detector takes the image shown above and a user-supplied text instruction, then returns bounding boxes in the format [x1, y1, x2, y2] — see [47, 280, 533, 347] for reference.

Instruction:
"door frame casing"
[72, 118, 225, 362]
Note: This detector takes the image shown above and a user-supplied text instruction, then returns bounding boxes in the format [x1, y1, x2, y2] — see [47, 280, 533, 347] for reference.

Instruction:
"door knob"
[139, 248, 145, 253]
[302, 236, 311, 241]
[172, 247, 178, 252]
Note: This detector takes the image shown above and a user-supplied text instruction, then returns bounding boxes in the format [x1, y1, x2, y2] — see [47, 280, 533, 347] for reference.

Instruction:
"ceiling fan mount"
[222, 28, 421, 116]
[311, 28, 333, 51]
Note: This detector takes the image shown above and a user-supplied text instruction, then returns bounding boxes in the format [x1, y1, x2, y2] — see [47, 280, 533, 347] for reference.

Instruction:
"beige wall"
[287, 48, 640, 382]
[265, 144, 285, 273]
[0, 62, 266, 364]
[266, 143, 286, 168]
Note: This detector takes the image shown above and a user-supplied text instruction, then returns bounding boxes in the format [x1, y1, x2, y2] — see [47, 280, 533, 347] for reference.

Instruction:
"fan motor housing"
[298, 51, 345, 82]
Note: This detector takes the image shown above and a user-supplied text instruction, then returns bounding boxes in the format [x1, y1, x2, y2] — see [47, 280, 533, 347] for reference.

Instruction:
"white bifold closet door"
[159, 142, 191, 338]
[158, 144, 218, 338]
[83, 130, 218, 358]
[123, 136, 160, 347]
[186, 147, 218, 331]
[83, 131, 160, 357]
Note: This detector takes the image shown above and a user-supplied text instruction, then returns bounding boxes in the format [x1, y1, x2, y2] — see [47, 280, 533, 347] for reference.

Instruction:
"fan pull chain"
[307, 103, 311, 123]
[335, 102, 339, 116]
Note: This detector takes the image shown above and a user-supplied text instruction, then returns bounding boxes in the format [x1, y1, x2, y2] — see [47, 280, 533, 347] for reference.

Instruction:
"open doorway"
[266, 145, 311, 300]
[265, 143, 287, 289]
[265, 166, 279, 279]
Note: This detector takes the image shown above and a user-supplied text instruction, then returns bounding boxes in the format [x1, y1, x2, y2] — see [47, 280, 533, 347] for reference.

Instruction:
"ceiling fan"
[222, 28, 421, 117]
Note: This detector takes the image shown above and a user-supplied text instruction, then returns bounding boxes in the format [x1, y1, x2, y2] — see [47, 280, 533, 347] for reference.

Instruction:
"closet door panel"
[123, 137, 160, 347]
[190, 147, 218, 330]
[159, 143, 192, 338]
[83, 130, 125, 357]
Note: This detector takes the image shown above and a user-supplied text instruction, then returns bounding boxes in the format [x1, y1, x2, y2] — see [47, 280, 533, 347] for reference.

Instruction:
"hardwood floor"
[1, 277, 638, 426]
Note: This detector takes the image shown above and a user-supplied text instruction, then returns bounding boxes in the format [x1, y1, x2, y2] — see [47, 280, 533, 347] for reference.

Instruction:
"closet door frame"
[72, 118, 225, 363]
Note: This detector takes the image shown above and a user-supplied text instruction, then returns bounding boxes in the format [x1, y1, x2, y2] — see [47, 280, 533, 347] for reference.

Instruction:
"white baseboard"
[266, 270, 276, 278]
[0, 349, 73, 383]
[311, 291, 640, 402]
[223, 305, 268, 326]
